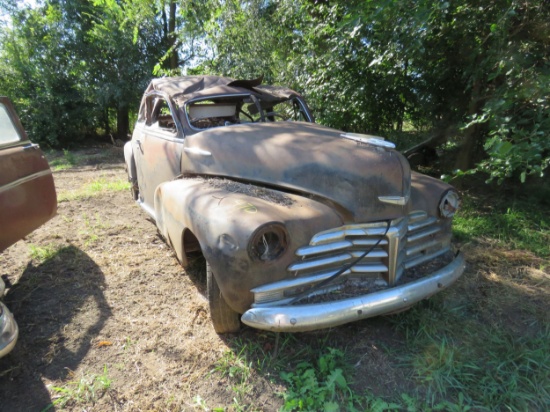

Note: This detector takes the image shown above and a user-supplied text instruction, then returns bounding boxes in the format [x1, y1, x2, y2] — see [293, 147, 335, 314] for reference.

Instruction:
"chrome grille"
[252, 211, 451, 305]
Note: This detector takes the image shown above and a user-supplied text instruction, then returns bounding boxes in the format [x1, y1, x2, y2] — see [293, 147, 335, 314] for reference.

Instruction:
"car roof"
[145, 76, 301, 105]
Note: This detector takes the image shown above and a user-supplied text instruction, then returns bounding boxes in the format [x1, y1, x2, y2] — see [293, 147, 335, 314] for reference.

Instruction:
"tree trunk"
[117, 105, 129, 140]
[455, 79, 483, 171]
[168, 0, 178, 70]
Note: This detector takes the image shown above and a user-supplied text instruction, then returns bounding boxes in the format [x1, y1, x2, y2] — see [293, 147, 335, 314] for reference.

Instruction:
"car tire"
[130, 180, 139, 200]
[206, 262, 240, 334]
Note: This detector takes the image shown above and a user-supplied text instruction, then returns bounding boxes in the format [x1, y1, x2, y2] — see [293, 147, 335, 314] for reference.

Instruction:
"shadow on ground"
[0, 245, 111, 411]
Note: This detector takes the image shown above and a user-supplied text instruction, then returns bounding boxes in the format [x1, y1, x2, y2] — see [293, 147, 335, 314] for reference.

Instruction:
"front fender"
[154, 178, 343, 313]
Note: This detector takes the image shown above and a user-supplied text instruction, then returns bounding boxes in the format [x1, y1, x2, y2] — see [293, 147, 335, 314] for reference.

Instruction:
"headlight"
[248, 223, 288, 261]
[439, 190, 460, 218]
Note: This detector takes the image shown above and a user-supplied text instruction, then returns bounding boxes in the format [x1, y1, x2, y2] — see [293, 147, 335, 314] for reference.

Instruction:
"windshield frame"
[182, 92, 314, 135]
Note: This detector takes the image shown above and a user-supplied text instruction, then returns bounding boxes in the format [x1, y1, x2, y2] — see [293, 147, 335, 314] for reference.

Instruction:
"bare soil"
[0, 146, 547, 411]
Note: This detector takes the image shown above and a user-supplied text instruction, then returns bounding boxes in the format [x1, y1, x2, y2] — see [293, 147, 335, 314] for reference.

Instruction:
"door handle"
[23, 143, 40, 151]
[136, 139, 143, 153]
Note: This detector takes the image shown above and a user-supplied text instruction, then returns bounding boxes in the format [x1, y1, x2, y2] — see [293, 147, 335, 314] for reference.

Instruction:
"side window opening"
[147, 97, 177, 133]
[0, 103, 22, 145]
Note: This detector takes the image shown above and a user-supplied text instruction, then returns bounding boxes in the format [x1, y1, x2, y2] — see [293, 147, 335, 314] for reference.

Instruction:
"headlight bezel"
[248, 222, 289, 262]
[439, 189, 461, 219]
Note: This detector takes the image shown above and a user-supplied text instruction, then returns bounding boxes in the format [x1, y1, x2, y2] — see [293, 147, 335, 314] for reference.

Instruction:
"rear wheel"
[206, 262, 240, 333]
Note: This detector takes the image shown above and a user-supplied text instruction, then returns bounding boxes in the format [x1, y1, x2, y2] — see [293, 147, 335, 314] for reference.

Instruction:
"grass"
[29, 244, 62, 262]
[388, 300, 550, 411]
[49, 149, 77, 171]
[58, 176, 131, 202]
[45, 366, 112, 410]
[47, 147, 124, 171]
[453, 195, 550, 258]
[78, 213, 112, 245]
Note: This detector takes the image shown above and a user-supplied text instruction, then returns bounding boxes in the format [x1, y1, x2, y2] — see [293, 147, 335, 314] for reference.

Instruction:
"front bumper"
[241, 252, 465, 332]
[0, 301, 18, 358]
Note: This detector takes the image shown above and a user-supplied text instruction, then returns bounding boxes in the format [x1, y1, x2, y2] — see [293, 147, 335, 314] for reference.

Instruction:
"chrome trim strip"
[288, 253, 351, 272]
[242, 253, 465, 332]
[0, 169, 52, 195]
[378, 195, 410, 206]
[296, 240, 353, 257]
[404, 247, 450, 269]
[407, 226, 440, 243]
[408, 216, 438, 231]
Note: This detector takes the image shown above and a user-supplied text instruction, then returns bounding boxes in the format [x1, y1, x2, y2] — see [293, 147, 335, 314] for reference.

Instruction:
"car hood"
[182, 122, 410, 222]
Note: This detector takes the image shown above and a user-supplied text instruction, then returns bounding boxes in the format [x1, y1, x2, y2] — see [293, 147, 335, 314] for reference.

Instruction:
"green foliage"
[1, 0, 548, 176]
[0, 0, 163, 145]
[189, 0, 550, 183]
[280, 348, 358, 412]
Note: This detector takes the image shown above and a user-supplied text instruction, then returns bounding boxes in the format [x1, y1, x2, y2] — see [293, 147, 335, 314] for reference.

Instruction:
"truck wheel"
[206, 262, 240, 333]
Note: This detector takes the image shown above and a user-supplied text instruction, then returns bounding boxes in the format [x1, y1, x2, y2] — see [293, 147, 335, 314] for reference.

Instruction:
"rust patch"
[201, 177, 295, 207]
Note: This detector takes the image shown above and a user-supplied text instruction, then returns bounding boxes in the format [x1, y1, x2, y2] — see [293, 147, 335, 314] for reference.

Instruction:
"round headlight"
[248, 223, 288, 261]
[439, 190, 460, 218]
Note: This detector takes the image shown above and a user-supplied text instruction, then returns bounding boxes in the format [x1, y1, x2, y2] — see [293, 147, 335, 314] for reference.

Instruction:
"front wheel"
[206, 262, 240, 333]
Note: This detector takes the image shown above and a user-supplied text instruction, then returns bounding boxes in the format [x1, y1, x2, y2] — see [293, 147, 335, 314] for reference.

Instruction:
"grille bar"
[252, 212, 450, 305]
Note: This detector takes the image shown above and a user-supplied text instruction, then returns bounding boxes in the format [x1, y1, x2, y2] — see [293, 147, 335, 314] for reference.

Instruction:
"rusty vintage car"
[124, 76, 465, 333]
[0, 97, 57, 357]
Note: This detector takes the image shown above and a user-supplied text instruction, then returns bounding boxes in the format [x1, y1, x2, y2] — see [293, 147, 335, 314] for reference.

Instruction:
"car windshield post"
[249, 94, 265, 122]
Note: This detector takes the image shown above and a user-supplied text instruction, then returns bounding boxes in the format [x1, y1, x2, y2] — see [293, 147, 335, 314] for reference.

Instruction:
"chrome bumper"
[241, 252, 465, 332]
[0, 301, 18, 358]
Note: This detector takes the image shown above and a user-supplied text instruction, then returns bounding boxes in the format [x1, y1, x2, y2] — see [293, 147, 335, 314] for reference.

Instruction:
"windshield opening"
[185, 94, 312, 130]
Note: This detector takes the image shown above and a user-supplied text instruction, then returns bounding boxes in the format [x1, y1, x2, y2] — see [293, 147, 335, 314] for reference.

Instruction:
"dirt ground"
[0, 146, 547, 411]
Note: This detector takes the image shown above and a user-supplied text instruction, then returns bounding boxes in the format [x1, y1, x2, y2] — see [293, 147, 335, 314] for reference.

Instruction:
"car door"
[0, 97, 57, 252]
[133, 94, 183, 218]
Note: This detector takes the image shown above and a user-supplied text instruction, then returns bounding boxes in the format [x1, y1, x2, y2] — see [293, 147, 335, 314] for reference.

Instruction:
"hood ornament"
[340, 133, 396, 149]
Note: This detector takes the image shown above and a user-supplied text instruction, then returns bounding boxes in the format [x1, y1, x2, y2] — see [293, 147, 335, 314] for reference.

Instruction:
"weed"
[214, 346, 252, 383]
[29, 244, 60, 262]
[49, 149, 78, 171]
[280, 348, 359, 412]
[46, 365, 112, 410]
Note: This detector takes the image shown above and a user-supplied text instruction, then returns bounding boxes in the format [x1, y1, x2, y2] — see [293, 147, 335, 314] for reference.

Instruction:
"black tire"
[130, 180, 139, 200]
[206, 262, 240, 333]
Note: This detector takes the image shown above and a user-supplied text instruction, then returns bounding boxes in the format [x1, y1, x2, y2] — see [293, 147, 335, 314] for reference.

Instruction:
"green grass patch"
[58, 177, 131, 202]
[29, 244, 62, 262]
[453, 195, 550, 258]
[389, 300, 550, 411]
[49, 149, 78, 171]
[46, 366, 112, 410]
